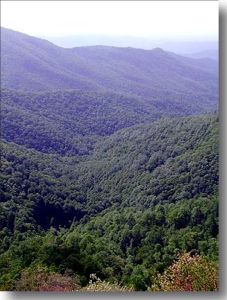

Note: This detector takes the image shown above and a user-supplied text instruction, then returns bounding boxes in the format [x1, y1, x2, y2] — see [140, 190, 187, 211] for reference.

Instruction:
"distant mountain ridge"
[1, 27, 218, 111]
[39, 33, 218, 56]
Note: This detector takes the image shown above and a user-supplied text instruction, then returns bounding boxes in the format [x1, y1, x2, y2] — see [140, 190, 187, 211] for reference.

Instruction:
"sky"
[1, 1, 218, 40]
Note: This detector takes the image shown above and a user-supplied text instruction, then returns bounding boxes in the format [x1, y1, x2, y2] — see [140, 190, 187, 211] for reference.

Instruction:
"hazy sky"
[1, 1, 218, 40]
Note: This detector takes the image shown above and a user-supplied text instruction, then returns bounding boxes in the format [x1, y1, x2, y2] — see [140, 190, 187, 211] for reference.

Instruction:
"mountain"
[0, 27, 219, 291]
[1, 27, 218, 112]
[41, 33, 218, 57]
[1, 83, 218, 156]
[0, 114, 218, 234]
[186, 49, 218, 61]
[1, 89, 158, 155]
[40, 34, 156, 49]
[0, 114, 218, 290]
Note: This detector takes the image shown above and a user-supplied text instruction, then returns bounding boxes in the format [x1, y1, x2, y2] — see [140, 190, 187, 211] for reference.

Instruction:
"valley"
[0, 27, 219, 291]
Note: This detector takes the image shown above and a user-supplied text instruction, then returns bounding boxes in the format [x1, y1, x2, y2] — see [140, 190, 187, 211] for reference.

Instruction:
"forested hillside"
[0, 115, 219, 290]
[1, 89, 159, 155]
[2, 87, 218, 156]
[0, 27, 219, 291]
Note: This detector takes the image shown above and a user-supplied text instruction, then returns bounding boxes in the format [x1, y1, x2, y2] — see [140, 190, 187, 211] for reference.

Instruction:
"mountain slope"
[1, 89, 160, 155]
[3, 85, 218, 156]
[0, 114, 218, 239]
[1, 27, 218, 112]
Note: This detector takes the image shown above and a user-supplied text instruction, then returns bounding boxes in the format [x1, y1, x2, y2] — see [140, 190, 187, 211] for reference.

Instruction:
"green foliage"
[0, 114, 218, 251]
[1, 89, 157, 155]
[0, 195, 218, 290]
[0, 28, 219, 290]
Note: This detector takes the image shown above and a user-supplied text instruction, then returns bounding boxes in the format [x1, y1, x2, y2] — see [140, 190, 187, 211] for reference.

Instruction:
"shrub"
[81, 273, 133, 292]
[16, 266, 81, 291]
[150, 252, 218, 291]
[81, 281, 133, 292]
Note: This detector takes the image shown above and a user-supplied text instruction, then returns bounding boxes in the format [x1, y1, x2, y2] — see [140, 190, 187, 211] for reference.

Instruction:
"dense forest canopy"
[0, 27, 219, 291]
[0, 114, 219, 290]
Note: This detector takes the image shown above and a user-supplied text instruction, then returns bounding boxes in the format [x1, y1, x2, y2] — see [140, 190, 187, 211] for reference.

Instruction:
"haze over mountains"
[42, 34, 218, 60]
[1, 26, 218, 156]
[1, 27, 218, 114]
[0, 26, 219, 291]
